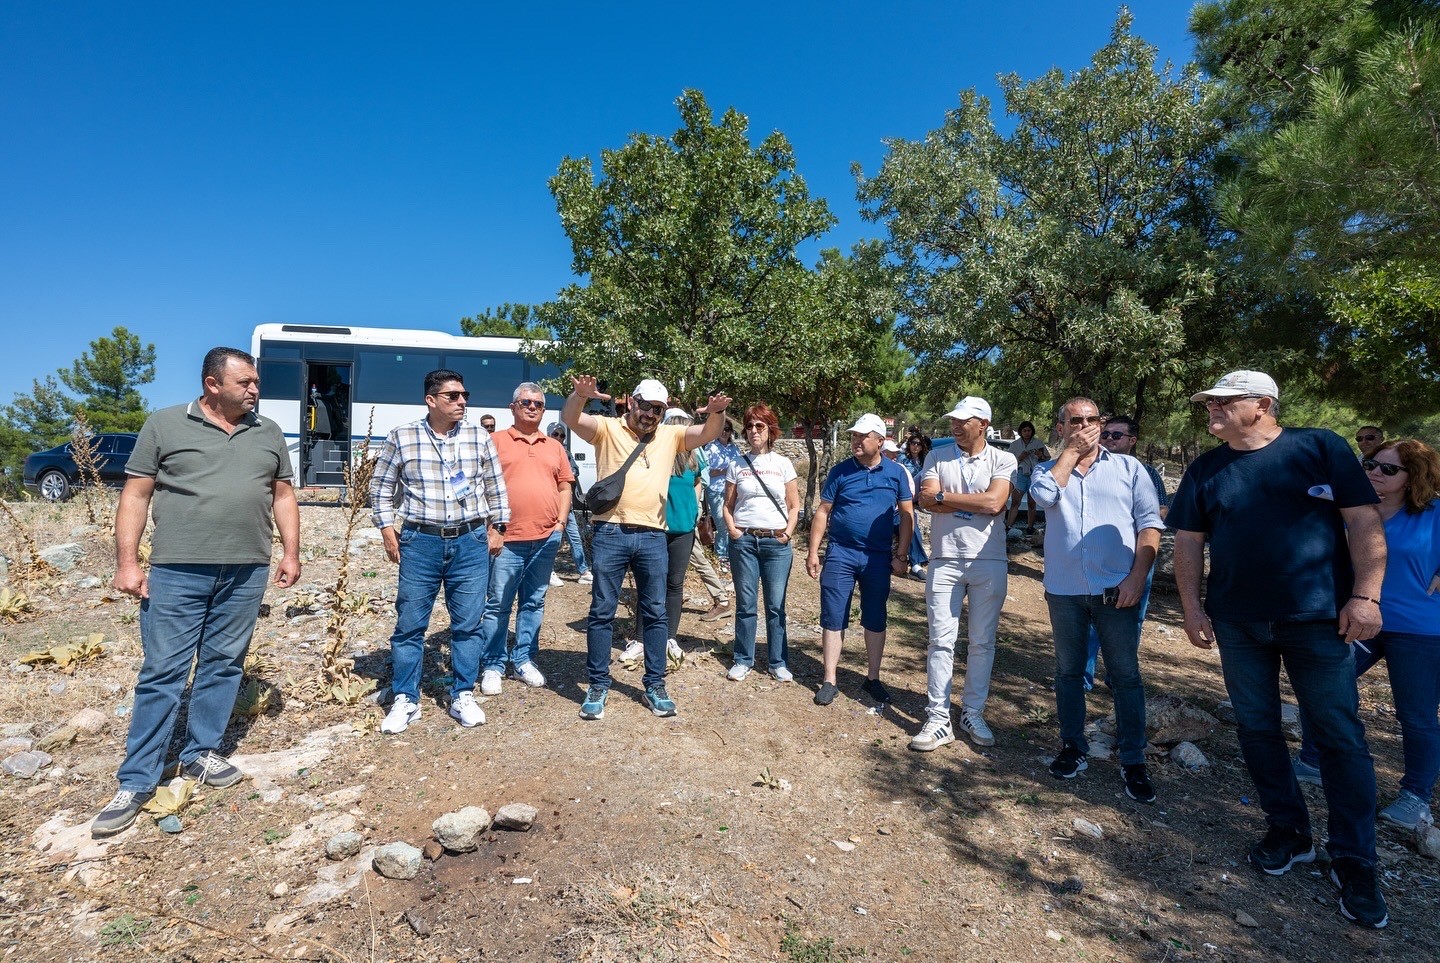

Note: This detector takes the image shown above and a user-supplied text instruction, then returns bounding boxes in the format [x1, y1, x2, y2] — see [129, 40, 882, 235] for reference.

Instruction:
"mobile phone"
[1102, 586, 1119, 606]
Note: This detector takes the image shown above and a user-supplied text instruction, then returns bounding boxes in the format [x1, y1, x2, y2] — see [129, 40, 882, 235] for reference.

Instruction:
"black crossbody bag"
[586, 434, 652, 515]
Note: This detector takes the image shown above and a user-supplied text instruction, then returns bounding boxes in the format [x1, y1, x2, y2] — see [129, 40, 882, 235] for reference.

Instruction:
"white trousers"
[925, 557, 1008, 724]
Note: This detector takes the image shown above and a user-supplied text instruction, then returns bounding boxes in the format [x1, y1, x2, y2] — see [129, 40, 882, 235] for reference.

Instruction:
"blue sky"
[1, 2, 1198, 410]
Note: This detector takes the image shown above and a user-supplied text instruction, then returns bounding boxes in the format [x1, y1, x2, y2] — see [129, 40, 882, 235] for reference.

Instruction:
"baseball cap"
[847, 413, 887, 437]
[881, 439, 901, 453]
[663, 407, 692, 423]
[1189, 370, 1280, 403]
[632, 379, 669, 404]
[945, 396, 992, 421]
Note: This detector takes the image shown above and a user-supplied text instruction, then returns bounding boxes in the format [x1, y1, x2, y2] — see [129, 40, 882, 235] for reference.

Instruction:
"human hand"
[1337, 597, 1381, 643]
[805, 554, 821, 579]
[1116, 571, 1145, 608]
[487, 527, 505, 557]
[382, 527, 400, 564]
[890, 555, 907, 576]
[113, 561, 148, 600]
[1182, 610, 1215, 650]
[275, 556, 301, 588]
[570, 375, 611, 401]
[697, 392, 732, 415]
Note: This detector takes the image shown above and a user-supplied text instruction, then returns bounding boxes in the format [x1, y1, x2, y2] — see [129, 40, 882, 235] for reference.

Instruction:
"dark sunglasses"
[745, 422, 769, 431]
[513, 399, 545, 409]
[1099, 430, 1133, 440]
[634, 400, 665, 415]
[433, 390, 470, 401]
[1066, 415, 1106, 426]
[1361, 458, 1406, 477]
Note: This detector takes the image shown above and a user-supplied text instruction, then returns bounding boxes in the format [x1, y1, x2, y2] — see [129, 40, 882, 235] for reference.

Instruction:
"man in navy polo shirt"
[806, 414, 915, 706]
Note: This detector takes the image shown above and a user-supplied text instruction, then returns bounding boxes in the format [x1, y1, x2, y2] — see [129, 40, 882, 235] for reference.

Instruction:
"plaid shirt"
[370, 418, 510, 530]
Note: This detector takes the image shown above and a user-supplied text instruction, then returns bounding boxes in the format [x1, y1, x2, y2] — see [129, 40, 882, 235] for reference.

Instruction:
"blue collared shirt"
[1029, 449, 1163, 596]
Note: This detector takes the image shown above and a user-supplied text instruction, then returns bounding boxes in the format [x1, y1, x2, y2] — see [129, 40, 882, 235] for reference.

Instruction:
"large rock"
[326, 832, 365, 861]
[1102, 694, 1220, 746]
[228, 724, 355, 782]
[432, 806, 491, 853]
[4, 751, 52, 778]
[494, 803, 538, 831]
[372, 842, 423, 880]
[38, 543, 86, 572]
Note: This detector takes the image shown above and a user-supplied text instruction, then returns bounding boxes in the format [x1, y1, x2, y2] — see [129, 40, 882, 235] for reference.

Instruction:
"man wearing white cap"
[806, 414, 915, 706]
[1169, 370, 1390, 929]
[910, 397, 1017, 752]
[562, 375, 731, 721]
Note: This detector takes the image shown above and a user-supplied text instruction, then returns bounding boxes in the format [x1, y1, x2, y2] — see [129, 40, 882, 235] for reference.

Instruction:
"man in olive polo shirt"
[91, 347, 300, 838]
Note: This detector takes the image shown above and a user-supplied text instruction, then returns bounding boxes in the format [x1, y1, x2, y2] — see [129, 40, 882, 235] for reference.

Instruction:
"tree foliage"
[0, 376, 72, 498]
[57, 326, 156, 432]
[459, 303, 553, 340]
[857, 12, 1238, 426]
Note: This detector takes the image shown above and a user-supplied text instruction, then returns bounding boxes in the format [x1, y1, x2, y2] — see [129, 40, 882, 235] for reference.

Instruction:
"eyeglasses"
[634, 400, 665, 415]
[1099, 430, 1134, 440]
[1361, 458, 1406, 477]
[433, 390, 470, 402]
[1356, 434, 1379, 442]
[513, 399, 545, 409]
[1066, 415, 1106, 426]
[745, 422, 769, 432]
[1202, 395, 1259, 408]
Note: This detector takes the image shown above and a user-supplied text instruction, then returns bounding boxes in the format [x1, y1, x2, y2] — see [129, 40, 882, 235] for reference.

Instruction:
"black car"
[23, 433, 138, 501]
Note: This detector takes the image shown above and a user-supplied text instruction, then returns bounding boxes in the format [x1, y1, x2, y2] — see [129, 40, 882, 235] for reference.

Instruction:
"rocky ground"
[2, 494, 1438, 963]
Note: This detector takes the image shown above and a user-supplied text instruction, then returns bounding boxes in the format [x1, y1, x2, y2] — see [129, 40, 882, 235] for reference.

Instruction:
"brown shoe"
[699, 599, 731, 622]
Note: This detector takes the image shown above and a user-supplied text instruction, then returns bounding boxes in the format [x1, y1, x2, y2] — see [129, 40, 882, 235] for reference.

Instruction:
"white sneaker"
[619, 639, 643, 663]
[769, 665, 794, 683]
[448, 691, 486, 727]
[549, 573, 563, 587]
[480, 669, 503, 696]
[958, 708, 996, 746]
[727, 663, 751, 682]
[577, 571, 593, 584]
[513, 661, 546, 687]
[381, 695, 420, 734]
[910, 720, 955, 752]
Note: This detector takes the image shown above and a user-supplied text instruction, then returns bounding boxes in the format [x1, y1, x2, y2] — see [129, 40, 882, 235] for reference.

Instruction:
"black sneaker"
[1122, 763, 1156, 804]
[1049, 742, 1088, 779]
[860, 677, 891, 704]
[1331, 856, 1389, 929]
[182, 751, 244, 788]
[91, 790, 153, 838]
[1248, 825, 1316, 876]
[814, 682, 840, 706]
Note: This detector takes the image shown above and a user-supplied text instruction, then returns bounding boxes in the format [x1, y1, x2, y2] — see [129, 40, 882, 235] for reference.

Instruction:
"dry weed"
[69, 411, 113, 527]
[561, 866, 730, 963]
[0, 499, 60, 584]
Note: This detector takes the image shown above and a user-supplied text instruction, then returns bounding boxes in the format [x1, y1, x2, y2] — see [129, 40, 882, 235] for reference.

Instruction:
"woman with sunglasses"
[901, 435, 932, 577]
[1005, 421, 1049, 534]
[1295, 439, 1440, 829]
[723, 404, 801, 681]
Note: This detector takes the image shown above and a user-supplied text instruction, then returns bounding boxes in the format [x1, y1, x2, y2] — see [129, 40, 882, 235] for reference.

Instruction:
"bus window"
[355, 350, 443, 405]
[443, 353, 527, 407]
[258, 359, 303, 401]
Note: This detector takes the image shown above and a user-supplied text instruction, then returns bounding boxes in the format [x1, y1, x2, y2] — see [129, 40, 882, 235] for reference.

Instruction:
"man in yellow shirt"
[562, 375, 730, 719]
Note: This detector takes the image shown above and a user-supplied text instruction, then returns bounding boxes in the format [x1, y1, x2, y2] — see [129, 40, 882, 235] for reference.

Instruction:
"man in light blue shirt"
[1029, 397, 1163, 802]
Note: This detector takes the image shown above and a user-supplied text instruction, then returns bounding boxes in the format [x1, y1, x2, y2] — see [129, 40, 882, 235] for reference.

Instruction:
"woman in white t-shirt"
[1005, 420, 1049, 533]
[722, 403, 801, 682]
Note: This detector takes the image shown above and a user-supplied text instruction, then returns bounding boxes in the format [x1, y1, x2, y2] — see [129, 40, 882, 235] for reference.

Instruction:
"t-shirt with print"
[1167, 427, 1379, 622]
[921, 443, 1017, 561]
[820, 457, 913, 553]
[727, 451, 797, 530]
[493, 428, 574, 542]
[589, 418, 689, 530]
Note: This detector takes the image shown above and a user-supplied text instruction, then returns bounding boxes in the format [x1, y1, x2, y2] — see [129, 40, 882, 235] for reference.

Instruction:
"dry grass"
[560, 865, 732, 963]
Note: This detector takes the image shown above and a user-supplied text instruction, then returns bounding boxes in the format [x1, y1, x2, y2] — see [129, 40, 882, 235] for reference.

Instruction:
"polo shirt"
[126, 401, 292, 565]
[590, 418, 689, 530]
[493, 428, 575, 542]
[820, 456, 914, 552]
[921, 443, 1017, 561]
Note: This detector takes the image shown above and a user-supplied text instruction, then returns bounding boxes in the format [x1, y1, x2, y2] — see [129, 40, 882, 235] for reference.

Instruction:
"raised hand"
[571, 375, 611, 401]
[696, 392, 732, 415]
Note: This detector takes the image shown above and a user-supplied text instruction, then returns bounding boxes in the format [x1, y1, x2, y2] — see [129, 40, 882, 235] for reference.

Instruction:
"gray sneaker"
[1379, 789, 1433, 830]
[91, 790, 152, 838]
[1292, 755, 1323, 787]
[182, 751, 243, 788]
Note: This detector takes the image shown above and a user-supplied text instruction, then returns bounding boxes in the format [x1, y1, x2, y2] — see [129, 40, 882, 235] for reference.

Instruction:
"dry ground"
[1, 496, 1437, 962]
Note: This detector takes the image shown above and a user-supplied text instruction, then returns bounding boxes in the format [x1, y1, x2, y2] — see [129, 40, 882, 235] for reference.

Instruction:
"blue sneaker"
[644, 684, 677, 717]
[1292, 755, 1323, 787]
[579, 686, 608, 720]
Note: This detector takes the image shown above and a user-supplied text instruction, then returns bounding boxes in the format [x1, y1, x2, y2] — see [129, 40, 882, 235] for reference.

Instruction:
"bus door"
[301, 362, 352, 486]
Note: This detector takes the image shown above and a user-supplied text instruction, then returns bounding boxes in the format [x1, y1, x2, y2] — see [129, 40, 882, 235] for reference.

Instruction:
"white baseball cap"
[632, 379, 669, 404]
[847, 413, 887, 437]
[881, 439, 901, 453]
[945, 396, 992, 421]
[663, 407, 692, 423]
[1189, 370, 1280, 403]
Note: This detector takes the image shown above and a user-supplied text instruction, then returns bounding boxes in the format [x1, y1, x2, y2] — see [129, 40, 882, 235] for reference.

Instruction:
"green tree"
[459, 303, 553, 340]
[857, 12, 1239, 427]
[57, 326, 155, 431]
[0, 376, 73, 497]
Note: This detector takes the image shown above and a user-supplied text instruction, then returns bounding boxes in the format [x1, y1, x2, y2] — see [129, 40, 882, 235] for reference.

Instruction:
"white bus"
[250, 323, 597, 491]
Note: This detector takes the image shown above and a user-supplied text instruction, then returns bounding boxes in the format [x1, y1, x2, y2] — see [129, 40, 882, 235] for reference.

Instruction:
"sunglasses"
[1356, 434, 1379, 442]
[1202, 395, 1259, 407]
[1361, 458, 1406, 477]
[633, 400, 665, 415]
[1099, 430, 1133, 440]
[1066, 415, 1106, 426]
[513, 399, 545, 409]
[433, 390, 470, 402]
[745, 422, 769, 432]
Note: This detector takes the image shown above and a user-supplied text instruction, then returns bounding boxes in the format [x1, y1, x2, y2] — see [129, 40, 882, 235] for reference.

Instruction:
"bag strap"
[615, 434, 652, 475]
[741, 452, 788, 522]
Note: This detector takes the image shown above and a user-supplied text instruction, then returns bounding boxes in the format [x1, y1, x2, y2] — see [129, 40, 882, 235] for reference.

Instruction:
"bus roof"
[252, 323, 538, 353]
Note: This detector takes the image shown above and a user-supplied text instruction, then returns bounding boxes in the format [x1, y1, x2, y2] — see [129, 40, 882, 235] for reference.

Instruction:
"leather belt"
[743, 528, 786, 538]
[404, 519, 486, 538]
[595, 521, 663, 534]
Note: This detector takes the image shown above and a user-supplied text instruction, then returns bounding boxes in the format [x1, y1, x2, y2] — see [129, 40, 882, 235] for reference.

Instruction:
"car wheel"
[38, 469, 71, 502]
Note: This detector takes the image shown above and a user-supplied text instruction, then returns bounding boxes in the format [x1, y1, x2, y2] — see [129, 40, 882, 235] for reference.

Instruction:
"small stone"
[422, 840, 443, 862]
[1170, 741, 1210, 770]
[0, 736, 33, 755]
[260, 788, 284, 804]
[494, 803, 538, 831]
[1234, 910, 1259, 928]
[36, 727, 78, 752]
[876, 827, 892, 836]
[432, 806, 491, 853]
[47, 682, 67, 697]
[831, 840, 856, 852]
[68, 708, 108, 735]
[1060, 876, 1083, 894]
[157, 815, 184, 834]
[272, 882, 289, 898]
[404, 909, 431, 937]
[1071, 818, 1103, 839]
[73, 576, 102, 590]
[1046, 929, 1064, 942]
[326, 832, 364, 860]
[373, 842, 423, 880]
[38, 543, 85, 572]
[1417, 823, 1440, 860]
[3, 751, 48, 778]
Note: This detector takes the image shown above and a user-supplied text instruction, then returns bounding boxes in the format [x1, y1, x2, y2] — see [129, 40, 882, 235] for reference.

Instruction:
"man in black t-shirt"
[1169, 370, 1389, 930]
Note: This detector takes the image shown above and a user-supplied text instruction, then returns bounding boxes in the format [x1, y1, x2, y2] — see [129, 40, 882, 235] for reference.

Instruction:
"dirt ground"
[2, 496, 1437, 963]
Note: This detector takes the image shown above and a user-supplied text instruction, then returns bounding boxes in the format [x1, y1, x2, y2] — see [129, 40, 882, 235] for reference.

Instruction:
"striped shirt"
[370, 418, 510, 530]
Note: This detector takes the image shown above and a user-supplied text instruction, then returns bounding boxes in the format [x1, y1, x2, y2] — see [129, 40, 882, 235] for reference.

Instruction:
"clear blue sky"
[1, 2, 1198, 411]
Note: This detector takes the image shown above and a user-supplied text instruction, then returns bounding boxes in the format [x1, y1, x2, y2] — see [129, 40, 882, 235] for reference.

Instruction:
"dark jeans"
[586, 522, 669, 689]
[1213, 618, 1377, 864]
[729, 532, 793, 670]
[1046, 592, 1147, 765]
[1084, 564, 1154, 687]
[665, 530, 698, 641]
[1298, 630, 1440, 800]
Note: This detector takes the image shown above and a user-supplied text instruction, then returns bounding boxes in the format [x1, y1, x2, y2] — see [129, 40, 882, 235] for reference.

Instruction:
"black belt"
[595, 521, 663, 534]
[743, 528, 786, 538]
[404, 519, 486, 538]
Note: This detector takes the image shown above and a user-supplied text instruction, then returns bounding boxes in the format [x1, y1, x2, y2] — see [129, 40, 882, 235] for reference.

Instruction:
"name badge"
[449, 468, 474, 501]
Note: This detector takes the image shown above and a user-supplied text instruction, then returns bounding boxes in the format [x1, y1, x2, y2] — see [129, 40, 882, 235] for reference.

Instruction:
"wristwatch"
[933, 491, 945, 507]
[493, 523, 507, 535]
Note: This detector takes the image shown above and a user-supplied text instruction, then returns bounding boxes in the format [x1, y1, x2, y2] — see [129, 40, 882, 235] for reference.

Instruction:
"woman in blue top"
[1297, 438, 1440, 829]
[900, 434, 932, 576]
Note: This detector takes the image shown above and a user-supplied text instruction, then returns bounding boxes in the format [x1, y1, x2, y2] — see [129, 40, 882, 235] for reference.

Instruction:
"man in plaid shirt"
[371, 369, 510, 733]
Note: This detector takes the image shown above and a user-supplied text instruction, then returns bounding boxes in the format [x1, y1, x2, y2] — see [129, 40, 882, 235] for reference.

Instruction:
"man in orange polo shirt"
[478, 381, 574, 692]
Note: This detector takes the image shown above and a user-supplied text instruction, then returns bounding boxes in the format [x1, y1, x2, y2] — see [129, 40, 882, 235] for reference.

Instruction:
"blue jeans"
[586, 522, 669, 689]
[1298, 630, 1440, 801]
[389, 526, 491, 702]
[1045, 592, 1147, 765]
[729, 533, 793, 670]
[1084, 565, 1154, 687]
[561, 511, 589, 575]
[1213, 618, 1377, 863]
[908, 522, 928, 568]
[704, 488, 730, 562]
[118, 563, 269, 792]
[481, 531, 561, 672]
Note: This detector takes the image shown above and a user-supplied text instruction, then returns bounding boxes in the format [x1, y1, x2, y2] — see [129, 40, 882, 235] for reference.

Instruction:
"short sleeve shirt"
[727, 451, 797, 530]
[820, 456, 913, 553]
[1167, 427, 1379, 622]
[1380, 502, 1440, 635]
[493, 429, 574, 542]
[1013, 438, 1048, 475]
[921, 443, 1018, 561]
[590, 418, 689, 530]
[126, 402, 292, 565]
